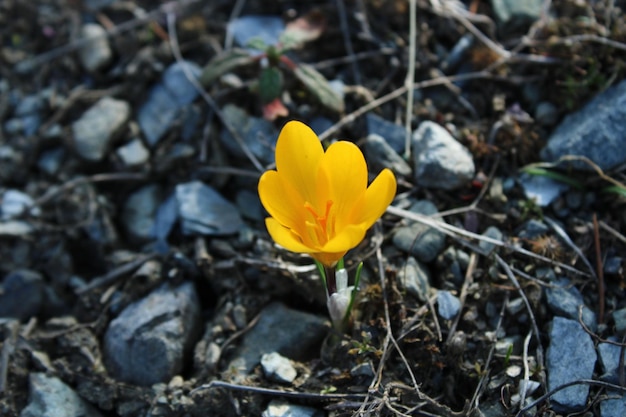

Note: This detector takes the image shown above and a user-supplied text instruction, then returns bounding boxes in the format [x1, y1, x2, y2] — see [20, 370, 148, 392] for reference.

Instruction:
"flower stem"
[314, 260, 327, 295]
[343, 262, 363, 324]
[324, 266, 336, 296]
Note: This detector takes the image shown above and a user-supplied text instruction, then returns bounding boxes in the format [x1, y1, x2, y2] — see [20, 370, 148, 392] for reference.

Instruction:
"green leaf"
[246, 37, 269, 52]
[602, 185, 626, 197]
[343, 262, 363, 325]
[293, 63, 344, 113]
[199, 49, 256, 86]
[315, 260, 327, 293]
[520, 166, 583, 189]
[259, 67, 283, 103]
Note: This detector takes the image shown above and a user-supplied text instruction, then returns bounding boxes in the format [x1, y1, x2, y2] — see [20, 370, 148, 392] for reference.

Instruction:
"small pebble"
[21, 373, 104, 417]
[116, 139, 150, 167]
[396, 256, 431, 303]
[541, 79, 626, 171]
[261, 352, 297, 384]
[364, 134, 411, 177]
[546, 317, 596, 412]
[78, 23, 112, 72]
[71, 97, 130, 161]
[412, 121, 475, 190]
[437, 290, 461, 320]
[262, 400, 322, 417]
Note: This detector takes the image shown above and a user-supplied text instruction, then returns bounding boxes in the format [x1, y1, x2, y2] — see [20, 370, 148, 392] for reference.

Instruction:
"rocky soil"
[1, 0, 626, 416]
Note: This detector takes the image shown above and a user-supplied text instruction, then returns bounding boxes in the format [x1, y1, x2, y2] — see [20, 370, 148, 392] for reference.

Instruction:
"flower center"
[304, 200, 334, 245]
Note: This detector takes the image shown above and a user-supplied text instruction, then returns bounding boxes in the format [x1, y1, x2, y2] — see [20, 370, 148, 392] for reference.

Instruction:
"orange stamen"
[304, 200, 334, 245]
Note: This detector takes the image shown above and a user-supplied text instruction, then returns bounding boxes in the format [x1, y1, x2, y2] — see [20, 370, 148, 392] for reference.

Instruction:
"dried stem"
[593, 213, 605, 324]
[404, 0, 417, 159]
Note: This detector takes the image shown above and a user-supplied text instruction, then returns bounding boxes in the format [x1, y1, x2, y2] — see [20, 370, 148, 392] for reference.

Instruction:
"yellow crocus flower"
[258, 120, 397, 267]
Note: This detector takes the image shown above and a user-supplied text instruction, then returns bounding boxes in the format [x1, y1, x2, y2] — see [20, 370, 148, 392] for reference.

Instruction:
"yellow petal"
[353, 168, 397, 227]
[322, 224, 367, 253]
[311, 251, 346, 267]
[265, 218, 313, 253]
[258, 170, 306, 232]
[317, 141, 368, 231]
[318, 141, 367, 201]
[275, 121, 324, 207]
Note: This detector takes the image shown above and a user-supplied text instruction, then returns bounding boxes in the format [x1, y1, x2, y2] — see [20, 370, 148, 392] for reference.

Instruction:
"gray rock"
[78, 23, 112, 72]
[601, 392, 626, 417]
[366, 113, 405, 154]
[541, 79, 626, 171]
[491, 0, 543, 29]
[138, 85, 179, 147]
[519, 172, 569, 207]
[494, 336, 521, 356]
[598, 337, 626, 384]
[545, 278, 597, 332]
[437, 290, 461, 320]
[219, 104, 279, 164]
[0, 145, 25, 183]
[121, 184, 163, 242]
[227, 302, 327, 378]
[536, 267, 556, 281]
[116, 139, 150, 167]
[103, 282, 201, 386]
[261, 352, 297, 384]
[179, 104, 202, 141]
[605, 257, 623, 275]
[20, 373, 103, 417]
[478, 226, 502, 255]
[262, 400, 323, 417]
[236, 189, 264, 221]
[4, 89, 47, 136]
[613, 307, 626, 334]
[4, 116, 41, 137]
[153, 143, 195, 173]
[364, 134, 411, 177]
[15, 92, 45, 116]
[0, 269, 45, 320]
[397, 256, 431, 303]
[535, 101, 559, 126]
[435, 246, 468, 287]
[478, 400, 508, 417]
[0, 220, 34, 237]
[412, 121, 475, 190]
[351, 362, 375, 378]
[84, 0, 116, 11]
[154, 194, 178, 244]
[392, 200, 446, 262]
[517, 219, 549, 239]
[175, 181, 244, 236]
[163, 62, 202, 106]
[72, 97, 130, 161]
[84, 200, 119, 245]
[546, 317, 596, 412]
[505, 298, 525, 316]
[42, 123, 63, 140]
[308, 117, 333, 136]
[1, 189, 38, 220]
[37, 147, 65, 176]
[138, 61, 201, 147]
[4, 92, 45, 136]
[227, 15, 285, 53]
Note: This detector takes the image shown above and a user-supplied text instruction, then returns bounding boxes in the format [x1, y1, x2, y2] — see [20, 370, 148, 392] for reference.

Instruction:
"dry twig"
[593, 213, 605, 324]
[495, 255, 546, 394]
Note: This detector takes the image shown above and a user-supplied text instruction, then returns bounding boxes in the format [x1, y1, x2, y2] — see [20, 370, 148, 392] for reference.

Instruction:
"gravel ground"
[1, 0, 626, 416]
